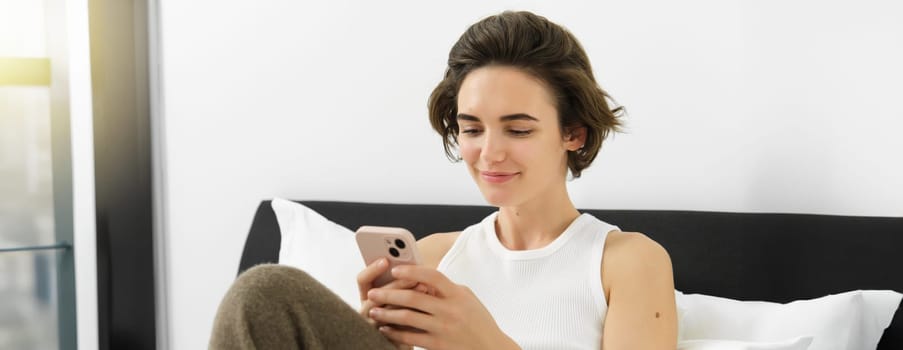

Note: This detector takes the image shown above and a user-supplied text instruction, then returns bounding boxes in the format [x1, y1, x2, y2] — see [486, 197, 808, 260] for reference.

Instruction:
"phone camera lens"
[394, 239, 406, 249]
[389, 247, 400, 257]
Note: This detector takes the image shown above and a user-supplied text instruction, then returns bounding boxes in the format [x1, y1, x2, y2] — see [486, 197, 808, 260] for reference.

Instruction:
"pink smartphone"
[355, 225, 422, 288]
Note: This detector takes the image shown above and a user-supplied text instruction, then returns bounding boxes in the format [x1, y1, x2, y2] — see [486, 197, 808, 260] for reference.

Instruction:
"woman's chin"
[480, 190, 517, 207]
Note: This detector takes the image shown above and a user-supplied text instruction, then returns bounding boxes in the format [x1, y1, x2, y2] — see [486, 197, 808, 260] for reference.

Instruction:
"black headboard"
[239, 200, 903, 348]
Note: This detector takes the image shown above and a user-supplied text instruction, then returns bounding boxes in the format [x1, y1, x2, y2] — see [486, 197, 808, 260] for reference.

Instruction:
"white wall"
[156, 1, 903, 349]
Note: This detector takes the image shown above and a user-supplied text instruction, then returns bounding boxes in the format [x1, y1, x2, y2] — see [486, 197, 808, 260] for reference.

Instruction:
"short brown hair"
[428, 11, 623, 178]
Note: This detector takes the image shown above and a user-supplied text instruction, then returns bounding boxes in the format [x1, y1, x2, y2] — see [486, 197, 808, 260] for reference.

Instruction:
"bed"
[237, 200, 903, 349]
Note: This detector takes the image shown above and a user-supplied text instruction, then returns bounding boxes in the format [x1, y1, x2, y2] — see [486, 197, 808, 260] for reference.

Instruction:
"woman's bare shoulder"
[601, 231, 673, 298]
[604, 230, 669, 261]
[417, 231, 462, 269]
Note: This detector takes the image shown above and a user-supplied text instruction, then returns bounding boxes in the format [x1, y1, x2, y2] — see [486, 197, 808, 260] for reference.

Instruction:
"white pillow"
[272, 198, 363, 310]
[676, 290, 902, 350]
[677, 336, 813, 350]
[861, 290, 903, 348]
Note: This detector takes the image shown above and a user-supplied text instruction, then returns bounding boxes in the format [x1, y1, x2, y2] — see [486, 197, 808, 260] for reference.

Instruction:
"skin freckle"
[655, 312, 660, 318]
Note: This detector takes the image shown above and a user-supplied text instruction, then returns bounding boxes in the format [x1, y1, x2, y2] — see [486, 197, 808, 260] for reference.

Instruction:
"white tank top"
[437, 211, 620, 350]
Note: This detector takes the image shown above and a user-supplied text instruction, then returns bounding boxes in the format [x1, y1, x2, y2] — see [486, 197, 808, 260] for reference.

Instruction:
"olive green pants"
[209, 264, 397, 350]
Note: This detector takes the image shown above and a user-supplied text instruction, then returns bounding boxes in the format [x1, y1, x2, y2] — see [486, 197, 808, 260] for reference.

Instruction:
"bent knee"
[239, 264, 314, 285]
[226, 264, 317, 304]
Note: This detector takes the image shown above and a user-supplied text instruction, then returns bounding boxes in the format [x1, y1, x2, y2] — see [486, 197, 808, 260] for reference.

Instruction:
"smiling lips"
[480, 171, 520, 184]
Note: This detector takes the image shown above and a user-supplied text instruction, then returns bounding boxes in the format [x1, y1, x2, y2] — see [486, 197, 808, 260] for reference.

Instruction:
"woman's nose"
[480, 132, 506, 164]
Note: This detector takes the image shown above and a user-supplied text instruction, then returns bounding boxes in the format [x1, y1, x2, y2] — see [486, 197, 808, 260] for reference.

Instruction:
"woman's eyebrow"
[456, 113, 540, 122]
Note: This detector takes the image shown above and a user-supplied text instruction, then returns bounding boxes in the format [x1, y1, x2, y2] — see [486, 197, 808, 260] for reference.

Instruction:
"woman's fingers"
[359, 300, 378, 326]
[369, 306, 436, 333]
[368, 288, 437, 316]
[357, 258, 389, 300]
[378, 325, 436, 350]
[391, 265, 456, 296]
[413, 282, 434, 295]
[383, 278, 420, 291]
[360, 271, 422, 323]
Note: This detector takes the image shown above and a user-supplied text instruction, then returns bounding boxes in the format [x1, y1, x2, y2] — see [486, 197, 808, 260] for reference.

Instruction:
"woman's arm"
[601, 232, 678, 349]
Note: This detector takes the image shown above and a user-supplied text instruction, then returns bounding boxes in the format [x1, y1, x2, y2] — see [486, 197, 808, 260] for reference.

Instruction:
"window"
[0, 1, 76, 349]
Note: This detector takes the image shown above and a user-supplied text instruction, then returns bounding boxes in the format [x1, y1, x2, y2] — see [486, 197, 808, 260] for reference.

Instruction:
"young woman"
[211, 11, 677, 350]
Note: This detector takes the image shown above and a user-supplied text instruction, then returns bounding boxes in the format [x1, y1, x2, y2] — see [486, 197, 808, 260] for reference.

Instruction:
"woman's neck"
[494, 186, 581, 251]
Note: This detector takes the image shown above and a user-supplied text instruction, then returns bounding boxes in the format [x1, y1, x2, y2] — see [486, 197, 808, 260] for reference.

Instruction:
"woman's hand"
[357, 258, 420, 350]
[366, 265, 520, 350]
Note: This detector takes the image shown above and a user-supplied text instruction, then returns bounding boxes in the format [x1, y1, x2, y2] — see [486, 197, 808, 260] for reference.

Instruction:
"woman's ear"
[564, 126, 587, 151]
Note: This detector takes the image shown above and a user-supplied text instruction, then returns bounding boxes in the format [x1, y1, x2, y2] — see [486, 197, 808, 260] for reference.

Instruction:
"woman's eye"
[459, 128, 530, 136]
